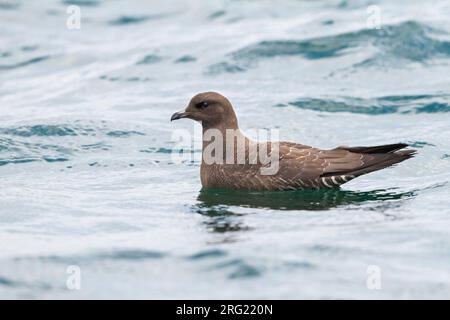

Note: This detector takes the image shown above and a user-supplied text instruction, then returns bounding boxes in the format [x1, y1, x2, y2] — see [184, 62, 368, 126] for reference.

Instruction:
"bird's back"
[201, 141, 415, 190]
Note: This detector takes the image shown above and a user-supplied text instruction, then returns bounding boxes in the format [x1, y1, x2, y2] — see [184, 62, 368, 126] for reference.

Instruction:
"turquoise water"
[1, 0, 450, 299]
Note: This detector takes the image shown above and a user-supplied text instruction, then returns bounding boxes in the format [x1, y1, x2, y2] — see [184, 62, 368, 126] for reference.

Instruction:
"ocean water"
[1, 0, 450, 299]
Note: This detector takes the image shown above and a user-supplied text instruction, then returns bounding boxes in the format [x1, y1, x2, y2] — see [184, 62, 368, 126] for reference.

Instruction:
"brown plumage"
[171, 92, 416, 190]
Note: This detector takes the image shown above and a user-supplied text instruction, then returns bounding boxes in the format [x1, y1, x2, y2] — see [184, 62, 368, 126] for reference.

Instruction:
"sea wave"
[282, 94, 450, 115]
[209, 21, 450, 74]
[0, 123, 146, 166]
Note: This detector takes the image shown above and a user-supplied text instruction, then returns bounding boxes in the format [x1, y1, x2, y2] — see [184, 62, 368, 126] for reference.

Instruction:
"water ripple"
[0, 55, 50, 70]
[0, 136, 73, 166]
[283, 94, 450, 115]
[0, 276, 18, 287]
[0, 125, 79, 137]
[174, 55, 197, 63]
[186, 249, 227, 260]
[109, 15, 165, 26]
[61, 0, 100, 7]
[0, 123, 146, 167]
[136, 54, 163, 65]
[208, 10, 226, 20]
[0, 1, 19, 10]
[211, 258, 261, 279]
[106, 130, 145, 137]
[210, 21, 450, 73]
[97, 249, 166, 260]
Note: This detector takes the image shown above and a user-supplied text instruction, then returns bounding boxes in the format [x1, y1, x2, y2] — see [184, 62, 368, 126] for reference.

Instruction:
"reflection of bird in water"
[193, 188, 416, 234]
[196, 188, 415, 211]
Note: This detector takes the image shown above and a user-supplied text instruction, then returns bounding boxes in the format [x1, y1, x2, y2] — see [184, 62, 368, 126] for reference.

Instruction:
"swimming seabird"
[171, 92, 416, 190]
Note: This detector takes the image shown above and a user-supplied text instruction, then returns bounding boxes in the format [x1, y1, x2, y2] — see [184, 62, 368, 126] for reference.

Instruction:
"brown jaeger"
[171, 92, 415, 190]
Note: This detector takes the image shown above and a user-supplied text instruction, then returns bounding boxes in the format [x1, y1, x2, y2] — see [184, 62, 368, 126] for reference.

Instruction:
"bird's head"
[171, 92, 238, 129]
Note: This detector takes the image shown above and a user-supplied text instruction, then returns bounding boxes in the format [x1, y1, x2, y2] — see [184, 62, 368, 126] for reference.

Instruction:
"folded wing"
[278, 143, 416, 187]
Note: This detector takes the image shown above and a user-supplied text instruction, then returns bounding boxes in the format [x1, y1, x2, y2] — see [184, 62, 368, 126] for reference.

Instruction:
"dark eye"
[195, 101, 209, 109]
